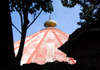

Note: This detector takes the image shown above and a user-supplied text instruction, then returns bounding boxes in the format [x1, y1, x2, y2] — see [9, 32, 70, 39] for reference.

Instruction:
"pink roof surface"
[14, 27, 76, 65]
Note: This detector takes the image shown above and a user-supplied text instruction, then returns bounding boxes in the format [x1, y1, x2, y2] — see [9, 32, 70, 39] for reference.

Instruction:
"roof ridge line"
[51, 28, 63, 46]
[54, 28, 69, 37]
[27, 28, 49, 64]
[14, 29, 47, 50]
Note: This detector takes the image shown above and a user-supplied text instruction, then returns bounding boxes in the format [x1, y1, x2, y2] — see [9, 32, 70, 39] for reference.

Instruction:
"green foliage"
[61, 0, 100, 27]
[9, 0, 53, 14]
[61, 0, 79, 7]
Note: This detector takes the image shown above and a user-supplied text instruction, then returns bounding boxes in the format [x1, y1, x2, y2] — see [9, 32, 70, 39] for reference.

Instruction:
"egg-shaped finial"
[44, 15, 57, 27]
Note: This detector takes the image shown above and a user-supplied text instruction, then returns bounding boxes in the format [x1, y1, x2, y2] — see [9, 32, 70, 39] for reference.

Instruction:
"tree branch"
[27, 9, 42, 29]
[19, 12, 23, 32]
[15, 6, 23, 32]
[15, 0, 30, 66]
[34, 11, 36, 19]
[12, 23, 22, 34]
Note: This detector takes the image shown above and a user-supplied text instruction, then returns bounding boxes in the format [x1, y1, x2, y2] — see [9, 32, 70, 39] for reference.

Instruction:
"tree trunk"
[16, 26, 27, 66]
[16, 1, 29, 66]
[0, 0, 15, 69]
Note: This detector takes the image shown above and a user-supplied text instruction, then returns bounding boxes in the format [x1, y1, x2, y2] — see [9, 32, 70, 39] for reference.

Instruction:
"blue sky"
[11, 0, 81, 42]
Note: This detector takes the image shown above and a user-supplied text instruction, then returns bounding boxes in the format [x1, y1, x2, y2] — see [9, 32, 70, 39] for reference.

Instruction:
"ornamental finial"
[49, 14, 51, 20]
[44, 14, 57, 27]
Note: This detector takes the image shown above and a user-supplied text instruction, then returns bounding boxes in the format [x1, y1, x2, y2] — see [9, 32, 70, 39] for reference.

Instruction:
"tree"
[60, 0, 100, 69]
[9, 0, 53, 66]
[0, 0, 15, 70]
[61, 0, 100, 27]
[1, 0, 53, 69]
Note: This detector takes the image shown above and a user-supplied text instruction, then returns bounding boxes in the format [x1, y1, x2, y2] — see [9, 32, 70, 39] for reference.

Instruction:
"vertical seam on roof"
[26, 28, 49, 64]
[54, 28, 69, 37]
[14, 29, 47, 50]
[21, 29, 47, 56]
[51, 28, 63, 46]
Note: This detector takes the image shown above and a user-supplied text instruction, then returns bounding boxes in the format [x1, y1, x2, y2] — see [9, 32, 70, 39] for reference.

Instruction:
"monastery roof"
[14, 17, 76, 65]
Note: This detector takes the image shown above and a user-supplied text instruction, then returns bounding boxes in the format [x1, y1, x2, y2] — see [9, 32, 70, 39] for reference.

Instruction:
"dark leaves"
[9, 0, 53, 14]
[61, 0, 100, 27]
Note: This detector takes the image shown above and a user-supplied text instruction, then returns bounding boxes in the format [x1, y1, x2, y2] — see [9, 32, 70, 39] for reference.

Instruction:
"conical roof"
[14, 18, 76, 65]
